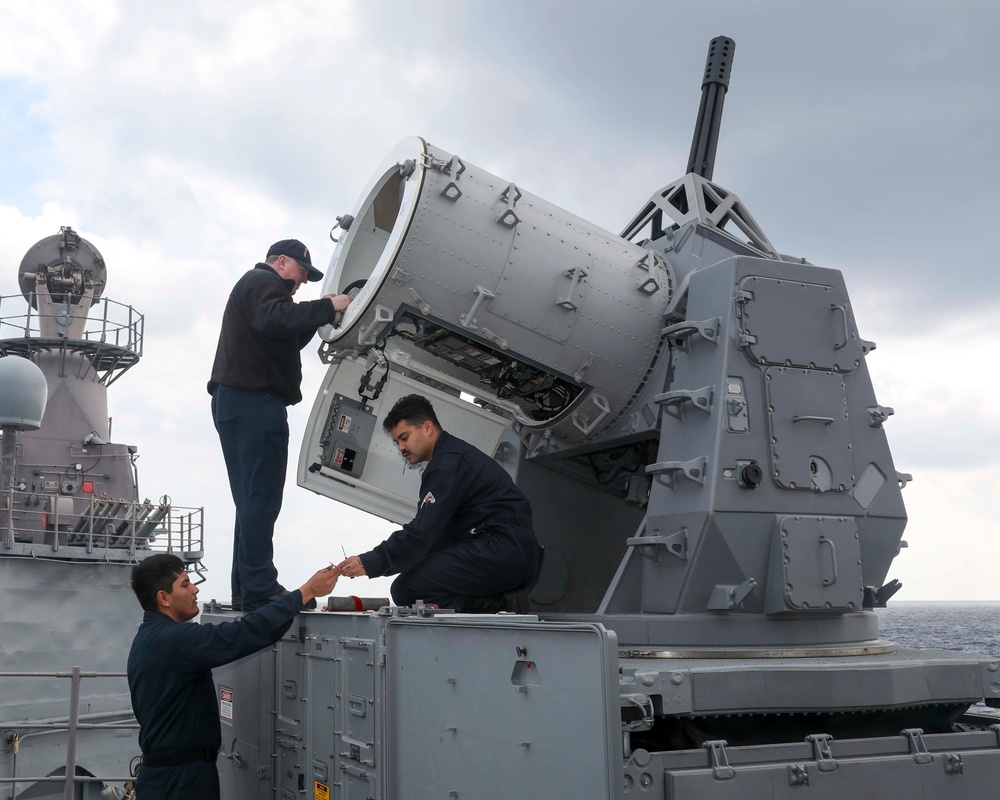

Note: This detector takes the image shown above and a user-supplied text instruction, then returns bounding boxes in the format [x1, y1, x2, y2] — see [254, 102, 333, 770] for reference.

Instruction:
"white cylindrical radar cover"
[321, 138, 674, 444]
[0, 356, 48, 430]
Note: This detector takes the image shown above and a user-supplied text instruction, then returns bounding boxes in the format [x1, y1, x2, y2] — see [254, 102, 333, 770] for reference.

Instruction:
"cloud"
[0, 1, 119, 80]
[2, 0, 999, 603]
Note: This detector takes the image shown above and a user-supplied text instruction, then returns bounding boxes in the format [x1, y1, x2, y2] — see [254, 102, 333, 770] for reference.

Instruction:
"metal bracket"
[459, 285, 496, 330]
[806, 733, 838, 772]
[407, 287, 431, 316]
[655, 386, 714, 420]
[734, 289, 753, 317]
[867, 404, 894, 428]
[329, 213, 355, 243]
[422, 153, 465, 178]
[480, 328, 508, 350]
[497, 183, 522, 228]
[896, 471, 913, 489]
[440, 182, 462, 201]
[862, 579, 902, 609]
[703, 740, 735, 780]
[556, 267, 589, 311]
[573, 354, 595, 383]
[625, 529, 688, 563]
[634, 251, 671, 296]
[358, 305, 394, 347]
[708, 578, 757, 610]
[787, 764, 809, 786]
[428, 154, 465, 200]
[662, 317, 720, 346]
[902, 728, 934, 765]
[522, 429, 551, 459]
[943, 753, 963, 775]
[621, 694, 655, 732]
[646, 456, 707, 488]
[572, 393, 611, 436]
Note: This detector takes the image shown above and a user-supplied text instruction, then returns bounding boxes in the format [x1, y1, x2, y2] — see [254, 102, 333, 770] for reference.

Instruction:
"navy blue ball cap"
[267, 239, 324, 282]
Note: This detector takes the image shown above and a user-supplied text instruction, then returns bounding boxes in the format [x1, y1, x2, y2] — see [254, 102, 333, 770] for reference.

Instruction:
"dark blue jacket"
[127, 592, 303, 761]
[359, 431, 535, 577]
[207, 263, 335, 405]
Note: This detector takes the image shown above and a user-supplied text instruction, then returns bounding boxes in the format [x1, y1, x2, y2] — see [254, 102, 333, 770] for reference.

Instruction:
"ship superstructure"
[0, 227, 205, 799]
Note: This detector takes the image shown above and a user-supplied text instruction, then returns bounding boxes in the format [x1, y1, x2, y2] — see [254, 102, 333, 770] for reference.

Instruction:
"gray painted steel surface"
[282, 37, 1000, 800]
[0, 228, 205, 799]
[206, 608, 623, 800]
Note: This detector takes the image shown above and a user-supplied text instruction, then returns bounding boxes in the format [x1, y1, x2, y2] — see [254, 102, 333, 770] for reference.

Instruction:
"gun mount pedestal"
[284, 37, 1000, 800]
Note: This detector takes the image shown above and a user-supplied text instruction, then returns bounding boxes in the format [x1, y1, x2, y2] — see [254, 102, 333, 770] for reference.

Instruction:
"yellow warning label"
[314, 781, 330, 800]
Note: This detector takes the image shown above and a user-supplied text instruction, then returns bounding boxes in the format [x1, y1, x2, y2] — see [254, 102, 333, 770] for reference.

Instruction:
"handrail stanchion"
[63, 666, 82, 800]
[53, 493, 61, 552]
[4, 486, 13, 551]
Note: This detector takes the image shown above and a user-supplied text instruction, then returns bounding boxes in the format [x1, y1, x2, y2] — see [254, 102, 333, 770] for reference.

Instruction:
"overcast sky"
[1, 1, 998, 602]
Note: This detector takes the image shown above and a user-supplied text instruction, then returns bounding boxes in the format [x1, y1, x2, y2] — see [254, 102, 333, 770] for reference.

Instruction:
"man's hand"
[325, 293, 353, 312]
[298, 565, 339, 604]
[336, 555, 367, 579]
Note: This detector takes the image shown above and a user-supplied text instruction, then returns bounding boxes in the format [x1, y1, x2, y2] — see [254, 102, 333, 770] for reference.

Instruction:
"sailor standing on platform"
[207, 239, 352, 611]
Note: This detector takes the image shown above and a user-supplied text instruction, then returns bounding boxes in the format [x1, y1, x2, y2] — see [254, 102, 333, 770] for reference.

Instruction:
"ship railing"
[0, 666, 137, 800]
[0, 293, 144, 386]
[2, 488, 205, 569]
[0, 293, 144, 354]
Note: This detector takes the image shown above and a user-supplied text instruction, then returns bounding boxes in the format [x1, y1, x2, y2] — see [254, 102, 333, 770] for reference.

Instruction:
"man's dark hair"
[383, 394, 441, 433]
[131, 553, 186, 612]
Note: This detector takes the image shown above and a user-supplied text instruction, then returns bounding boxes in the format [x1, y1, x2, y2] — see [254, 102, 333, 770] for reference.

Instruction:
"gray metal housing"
[290, 37, 1000, 800]
[206, 607, 622, 800]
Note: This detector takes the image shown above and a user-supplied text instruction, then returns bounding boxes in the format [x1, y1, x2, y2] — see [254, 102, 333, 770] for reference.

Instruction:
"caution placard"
[314, 781, 330, 800]
[219, 686, 234, 721]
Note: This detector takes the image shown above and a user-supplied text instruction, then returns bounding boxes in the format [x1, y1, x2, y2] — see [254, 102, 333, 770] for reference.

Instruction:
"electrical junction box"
[319, 394, 377, 477]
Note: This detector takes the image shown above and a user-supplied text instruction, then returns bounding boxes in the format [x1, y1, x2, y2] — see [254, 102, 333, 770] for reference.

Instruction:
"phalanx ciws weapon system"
[208, 38, 1000, 800]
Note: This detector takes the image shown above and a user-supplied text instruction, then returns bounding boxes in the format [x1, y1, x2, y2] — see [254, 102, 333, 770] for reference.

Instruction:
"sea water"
[877, 602, 1000, 718]
[876, 602, 1000, 654]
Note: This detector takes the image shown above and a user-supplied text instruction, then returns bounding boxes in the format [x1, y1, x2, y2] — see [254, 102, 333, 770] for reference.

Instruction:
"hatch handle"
[831, 304, 849, 350]
[348, 695, 368, 718]
[818, 535, 838, 586]
[792, 415, 834, 425]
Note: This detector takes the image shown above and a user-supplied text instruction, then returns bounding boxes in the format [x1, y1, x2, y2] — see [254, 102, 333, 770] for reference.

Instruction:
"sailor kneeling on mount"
[337, 394, 542, 612]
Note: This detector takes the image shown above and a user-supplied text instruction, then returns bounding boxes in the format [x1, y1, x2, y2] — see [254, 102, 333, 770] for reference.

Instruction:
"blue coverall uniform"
[358, 431, 540, 609]
[127, 592, 306, 799]
[208, 264, 335, 605]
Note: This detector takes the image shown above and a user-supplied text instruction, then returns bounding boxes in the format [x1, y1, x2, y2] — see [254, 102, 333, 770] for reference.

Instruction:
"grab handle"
[819, 535, 838, 586]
